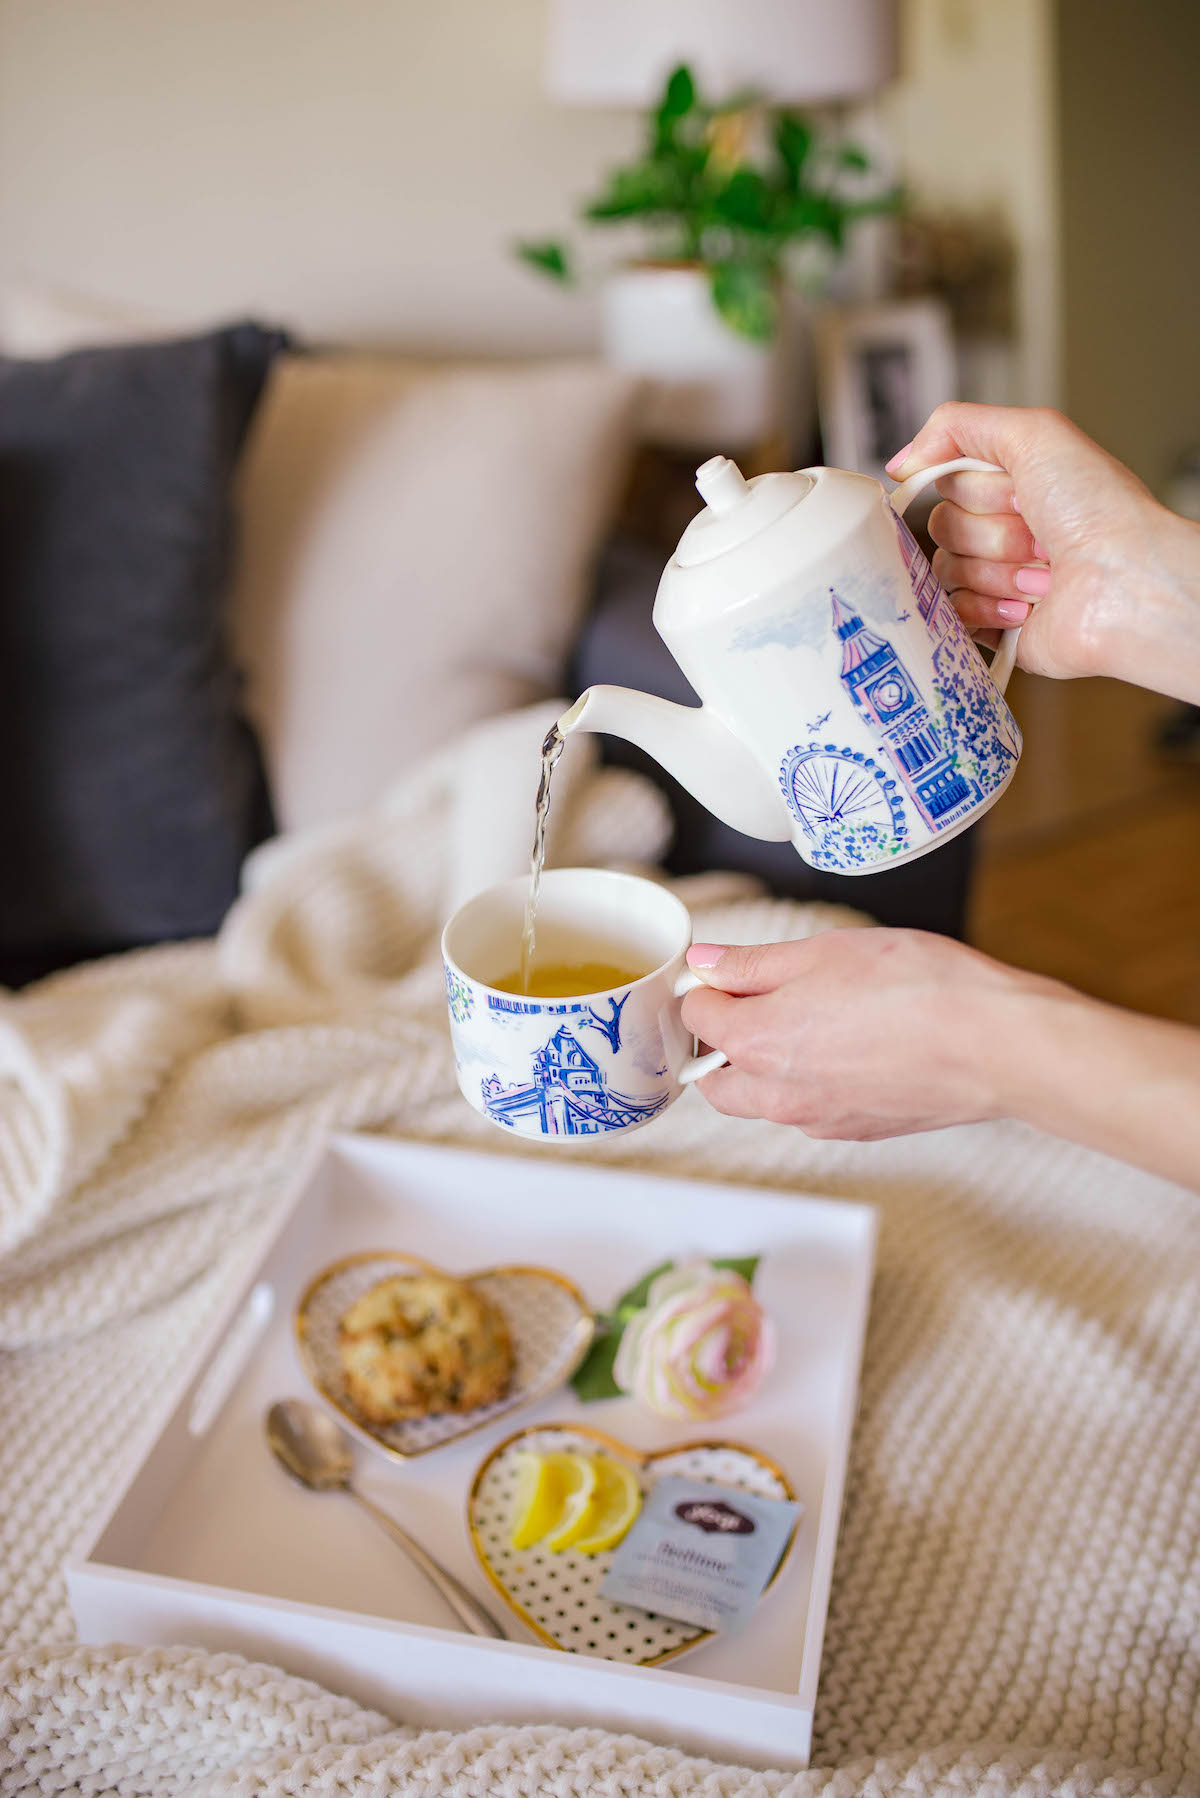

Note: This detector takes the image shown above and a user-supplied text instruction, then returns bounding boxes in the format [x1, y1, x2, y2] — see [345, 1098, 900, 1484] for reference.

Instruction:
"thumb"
[686, 939, 815, 996]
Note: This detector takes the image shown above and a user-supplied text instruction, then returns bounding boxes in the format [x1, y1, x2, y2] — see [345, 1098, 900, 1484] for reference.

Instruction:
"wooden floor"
[969, 673, 1200, 1025]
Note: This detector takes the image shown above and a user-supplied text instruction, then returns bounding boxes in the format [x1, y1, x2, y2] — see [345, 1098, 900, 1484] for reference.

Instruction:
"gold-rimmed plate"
[295, 1252, 594, 1461]
[467, 1421, 799, 1666]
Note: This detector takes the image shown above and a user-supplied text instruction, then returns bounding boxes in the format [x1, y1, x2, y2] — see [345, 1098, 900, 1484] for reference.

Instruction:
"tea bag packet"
[600, 1476, 801, 1634]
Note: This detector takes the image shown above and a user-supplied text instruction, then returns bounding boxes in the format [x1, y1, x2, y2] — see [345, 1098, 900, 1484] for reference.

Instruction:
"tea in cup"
[442, 868, 724, 1140]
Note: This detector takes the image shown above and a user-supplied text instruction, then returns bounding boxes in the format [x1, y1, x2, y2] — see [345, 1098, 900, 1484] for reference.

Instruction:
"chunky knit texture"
[0, 708, 1197, 1797]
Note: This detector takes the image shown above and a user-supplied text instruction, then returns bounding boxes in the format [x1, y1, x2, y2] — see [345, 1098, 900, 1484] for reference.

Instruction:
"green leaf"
[711, 166, 773, 232]
[584, 157, 694, 222]
[712, 1254, 760, 1285]
[515, 239, 572, 282]
[709, 261, 777, 342]
[613, 1259, 674, 1319]
[779, 189, 846, 248]
[838, 143, 872, 172]
[655, 63, 696, 149]
[774, 112, 812, 184]
[569, 1325, 624, 1402]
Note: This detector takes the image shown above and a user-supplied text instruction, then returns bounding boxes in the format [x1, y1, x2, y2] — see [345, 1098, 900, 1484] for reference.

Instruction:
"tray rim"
[466, 1418, 799, 1665]
[295, 1248, 595, 1460]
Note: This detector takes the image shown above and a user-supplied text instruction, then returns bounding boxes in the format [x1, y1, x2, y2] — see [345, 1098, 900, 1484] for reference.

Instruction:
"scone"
[337, 1271, 513, 1425]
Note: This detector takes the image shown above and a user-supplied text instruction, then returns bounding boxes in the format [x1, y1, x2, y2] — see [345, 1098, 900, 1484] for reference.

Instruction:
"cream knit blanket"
[0, 709, 1197, 1798]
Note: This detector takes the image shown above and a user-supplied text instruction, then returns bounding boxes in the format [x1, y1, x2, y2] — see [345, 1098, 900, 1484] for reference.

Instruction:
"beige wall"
[880, 0, 1060, 405]
[1057, 0, 1200, 490]
[0, 0, 1059, 392]
[0, 0, 634, 352]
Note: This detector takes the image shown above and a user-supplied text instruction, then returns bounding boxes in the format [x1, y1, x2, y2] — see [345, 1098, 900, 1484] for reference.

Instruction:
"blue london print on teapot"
[481, 1024, 669, 1136]
[779, 512, 1020, 871]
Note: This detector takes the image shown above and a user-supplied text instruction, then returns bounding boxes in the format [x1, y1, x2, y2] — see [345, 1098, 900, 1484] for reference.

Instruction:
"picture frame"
[814, 298, 957, 482]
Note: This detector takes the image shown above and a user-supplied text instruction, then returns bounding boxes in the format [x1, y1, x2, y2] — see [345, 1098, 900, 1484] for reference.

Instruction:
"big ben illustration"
[832, 593, 978, 830]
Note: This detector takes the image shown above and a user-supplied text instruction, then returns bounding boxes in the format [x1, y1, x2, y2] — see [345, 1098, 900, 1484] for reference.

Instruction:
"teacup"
[442, 868, 725, 1141]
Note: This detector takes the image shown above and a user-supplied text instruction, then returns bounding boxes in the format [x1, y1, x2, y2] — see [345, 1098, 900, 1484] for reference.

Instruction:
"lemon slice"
[571, 1455, 643, 1555]
[543, 1453, 599, 1551]
[509, 1450, 594, 1550]
[508, 1452, 569, 1549]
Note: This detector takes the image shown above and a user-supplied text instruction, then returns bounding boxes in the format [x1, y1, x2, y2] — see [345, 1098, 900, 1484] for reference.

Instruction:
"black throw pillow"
[0, 324, 285, 987]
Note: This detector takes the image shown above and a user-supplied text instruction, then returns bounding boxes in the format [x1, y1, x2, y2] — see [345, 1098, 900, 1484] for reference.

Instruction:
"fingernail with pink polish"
[687, 943, 728, 969]
[884, 441, 914, 476]
[997, 600, 1031, 622]
[1014, 565, 1051, 597]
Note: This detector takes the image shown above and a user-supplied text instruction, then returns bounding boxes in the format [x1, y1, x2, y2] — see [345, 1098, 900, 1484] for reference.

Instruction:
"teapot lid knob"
[674, 457, 815, 568]
[695, 455, 751, 515]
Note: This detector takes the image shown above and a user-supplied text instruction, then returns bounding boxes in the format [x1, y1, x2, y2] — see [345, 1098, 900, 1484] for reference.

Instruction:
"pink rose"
[611, 1260, 774, 1420]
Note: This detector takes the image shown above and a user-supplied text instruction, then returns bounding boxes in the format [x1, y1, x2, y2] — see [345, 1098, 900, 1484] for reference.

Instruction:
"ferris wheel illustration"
[778, 743, 908, 869]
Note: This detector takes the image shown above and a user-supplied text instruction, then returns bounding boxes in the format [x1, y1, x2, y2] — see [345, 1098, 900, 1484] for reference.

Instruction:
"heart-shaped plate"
[467, 1421, 798, 1666]
[295, 1252, 594, 1461]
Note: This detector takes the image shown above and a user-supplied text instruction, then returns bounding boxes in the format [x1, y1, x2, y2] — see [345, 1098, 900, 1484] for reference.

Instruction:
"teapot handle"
[886, 456, 1019, 697]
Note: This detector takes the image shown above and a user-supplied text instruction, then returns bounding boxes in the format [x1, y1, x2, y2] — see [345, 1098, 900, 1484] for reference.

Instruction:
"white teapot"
[561, 455, 1023, 874]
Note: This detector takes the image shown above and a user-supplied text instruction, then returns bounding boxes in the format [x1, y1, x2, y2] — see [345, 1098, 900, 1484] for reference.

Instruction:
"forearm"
[983, 979, 1200, 1190]
[1090, 504, 1200, 703]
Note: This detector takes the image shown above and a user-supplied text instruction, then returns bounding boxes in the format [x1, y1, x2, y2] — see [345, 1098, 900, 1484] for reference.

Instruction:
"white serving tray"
[68, 1133, 875, 1770]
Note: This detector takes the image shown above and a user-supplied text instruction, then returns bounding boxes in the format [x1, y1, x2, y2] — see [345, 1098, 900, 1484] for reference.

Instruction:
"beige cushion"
[229, 353, 642, 830]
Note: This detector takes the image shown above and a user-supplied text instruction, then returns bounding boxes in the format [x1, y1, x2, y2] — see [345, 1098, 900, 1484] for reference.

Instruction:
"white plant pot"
[600, 264, 778, 450]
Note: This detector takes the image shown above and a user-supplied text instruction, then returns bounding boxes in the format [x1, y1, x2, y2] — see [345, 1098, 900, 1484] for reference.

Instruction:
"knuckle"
[926, 400, 960, 433]
[951, 577, 985, 614]
[727, 941, 771, 986]
[947, 590, 986, 624]
[966, 560, 1011, 600]
[762, 1088, 803, 1127]
[1029, 405, 1072, 447]
[699, 1073, 749, 1119]
[931, 545, 958, 587]
[927, 500, 955, 545]
[680, 988, 722, 1043]
[723, 1016, 772, 1079]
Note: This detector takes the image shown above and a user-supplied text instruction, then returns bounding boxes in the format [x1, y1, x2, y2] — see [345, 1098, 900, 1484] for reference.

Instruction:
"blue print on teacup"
[486, 989, 630, 1053]
[481, 1024, 669, 1137]
[444, 963, 474, 1022]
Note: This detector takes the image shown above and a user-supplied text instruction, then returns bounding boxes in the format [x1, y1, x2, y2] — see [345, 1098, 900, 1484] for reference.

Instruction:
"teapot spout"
[560, 687, 792, 843]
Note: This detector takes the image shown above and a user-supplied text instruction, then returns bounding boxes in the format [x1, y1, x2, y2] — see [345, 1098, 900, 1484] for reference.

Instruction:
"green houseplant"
[518, 63, 895, 345]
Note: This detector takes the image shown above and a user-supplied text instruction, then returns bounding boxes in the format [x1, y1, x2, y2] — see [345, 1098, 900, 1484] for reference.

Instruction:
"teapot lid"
[676, 456, 815, 568]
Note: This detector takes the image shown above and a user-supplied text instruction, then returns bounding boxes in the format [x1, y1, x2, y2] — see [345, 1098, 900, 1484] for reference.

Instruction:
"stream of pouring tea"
[519, 723, 566, 992]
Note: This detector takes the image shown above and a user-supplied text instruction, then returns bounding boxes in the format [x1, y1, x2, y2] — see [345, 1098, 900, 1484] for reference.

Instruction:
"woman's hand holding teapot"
[888, 402, 1200, 703]
[680, 405, 1200, 1191]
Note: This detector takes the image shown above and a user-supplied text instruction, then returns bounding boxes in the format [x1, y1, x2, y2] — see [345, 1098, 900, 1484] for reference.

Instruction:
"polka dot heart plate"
[295, 1251, 594, 1461]
[467, 1421, 798, 1665]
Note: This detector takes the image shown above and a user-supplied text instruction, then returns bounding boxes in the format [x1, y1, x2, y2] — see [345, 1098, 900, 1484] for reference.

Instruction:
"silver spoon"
[265, 1398, 507, 1640]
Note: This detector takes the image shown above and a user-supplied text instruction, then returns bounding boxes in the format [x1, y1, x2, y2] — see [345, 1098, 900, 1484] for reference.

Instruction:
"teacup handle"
[673, 967, 729, 1085]
[886, 456, 1020, 697]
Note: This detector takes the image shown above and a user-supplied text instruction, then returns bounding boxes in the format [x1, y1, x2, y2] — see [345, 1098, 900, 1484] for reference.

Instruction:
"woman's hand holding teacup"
[679, 930, 1051, 1141]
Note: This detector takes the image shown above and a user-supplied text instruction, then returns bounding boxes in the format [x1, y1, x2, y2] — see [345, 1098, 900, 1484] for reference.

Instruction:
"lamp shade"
[546, 0, 897, 106]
